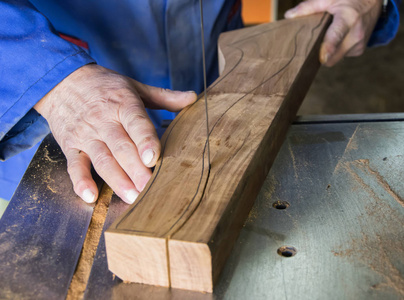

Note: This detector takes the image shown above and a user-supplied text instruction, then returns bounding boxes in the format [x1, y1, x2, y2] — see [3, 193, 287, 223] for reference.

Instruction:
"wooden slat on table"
[0, 135, 96, 299]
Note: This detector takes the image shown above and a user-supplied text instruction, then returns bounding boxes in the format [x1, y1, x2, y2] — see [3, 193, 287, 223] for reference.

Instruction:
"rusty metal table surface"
[0, 113, 403, 299]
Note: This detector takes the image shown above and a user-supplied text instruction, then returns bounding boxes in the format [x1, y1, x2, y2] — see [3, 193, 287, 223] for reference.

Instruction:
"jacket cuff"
[368, 0, 400, 47]
[0, 109, 49, 161]
[0, 51, 95, 160]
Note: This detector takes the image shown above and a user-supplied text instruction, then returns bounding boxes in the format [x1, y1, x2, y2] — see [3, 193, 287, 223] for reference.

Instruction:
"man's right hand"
[34, 64, 197, 204]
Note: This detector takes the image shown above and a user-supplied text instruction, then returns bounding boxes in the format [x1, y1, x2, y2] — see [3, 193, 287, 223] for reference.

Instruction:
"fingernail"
[322, 53, 329, 64]
[82, 189, 96, 203]
[125, 189, 139, 204]
[141, 149, 154, 166]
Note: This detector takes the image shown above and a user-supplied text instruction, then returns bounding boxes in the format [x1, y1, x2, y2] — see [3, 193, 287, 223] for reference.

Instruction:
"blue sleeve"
[0, 0, 95, 160]
[368, 0, 400, 47]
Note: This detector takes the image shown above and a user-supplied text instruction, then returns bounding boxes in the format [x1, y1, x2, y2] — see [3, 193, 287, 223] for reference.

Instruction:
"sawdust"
[343, 125, 359, 154]
[332, 232, 404, 297]
[43, 147, 59, 163]
[358, 159, 404, 208]
[332, 127, 360, 176]
[287, 142, 299, 179]
[246, 205, 258, 223]
[336, 160, 377, 201]
[66, 184, 113, 300]
[47, 184, 58, 194]
[246, 174, 279, 225]
[340, 159, 404, 208]
[331, 158, 404, 297]
[263, 174, 278, 202]
[30, 146, 60, 196]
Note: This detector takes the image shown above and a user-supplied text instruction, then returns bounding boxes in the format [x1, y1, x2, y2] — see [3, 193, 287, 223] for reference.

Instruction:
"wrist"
[33, 63, 99, 118]
[33, 92, 50, 117]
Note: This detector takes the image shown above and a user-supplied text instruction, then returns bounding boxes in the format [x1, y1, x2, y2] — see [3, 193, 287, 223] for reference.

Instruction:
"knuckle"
[331, 26, 346, 42]
[67, 159, 81, 175]
[92, 152, 115, 170]
[349, 10, 360, 24]
[60, 137, 76, 152]
[125, 112, 149, 128]
[83, 101, 111, 123]
[113, 139, 134, 153]
[120, 102, 147, 123]
[105, 86, 133, 101]
[73, 178, 88, 191]
[125, 102, 146, 114]
[102, 124, 122, 141]
[140, 135, 156, 146]
[299, 3, 312, 14]
[159, 87, 172, 94]
[338, 6, 360, 25]
[96, 72, 130, 90]
[109, 74, 130, 87]
[138, 134, 158, 148]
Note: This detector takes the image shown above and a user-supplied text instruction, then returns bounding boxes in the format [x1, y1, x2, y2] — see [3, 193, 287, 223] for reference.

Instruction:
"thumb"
[133, 81, 197, 112]
[285, 0, 330, 19]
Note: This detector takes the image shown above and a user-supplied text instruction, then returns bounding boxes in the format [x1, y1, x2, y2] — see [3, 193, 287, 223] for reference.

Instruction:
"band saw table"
[0, 113, 403, 299]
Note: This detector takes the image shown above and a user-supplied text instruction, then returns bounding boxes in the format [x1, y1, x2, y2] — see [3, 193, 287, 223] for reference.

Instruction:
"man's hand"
[285, 0, 383, 66]
[34, 64, 196, 204]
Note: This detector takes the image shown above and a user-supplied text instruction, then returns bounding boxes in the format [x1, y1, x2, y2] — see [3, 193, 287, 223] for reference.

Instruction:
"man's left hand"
[285, 0, 383, 66]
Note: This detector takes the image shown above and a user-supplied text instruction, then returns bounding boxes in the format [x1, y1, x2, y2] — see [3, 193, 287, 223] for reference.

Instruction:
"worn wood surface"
[0, 135, 100, 299]
[105, 14, 331, 292]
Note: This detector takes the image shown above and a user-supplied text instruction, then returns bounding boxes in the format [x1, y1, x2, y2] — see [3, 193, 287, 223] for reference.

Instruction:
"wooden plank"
[105, 13, 331, 292]
[66, 183, 113, 300]
[0, 135, 99, 299]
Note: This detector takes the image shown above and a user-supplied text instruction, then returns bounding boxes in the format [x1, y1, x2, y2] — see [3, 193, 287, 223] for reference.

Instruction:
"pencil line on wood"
[115, 20, 306, 235]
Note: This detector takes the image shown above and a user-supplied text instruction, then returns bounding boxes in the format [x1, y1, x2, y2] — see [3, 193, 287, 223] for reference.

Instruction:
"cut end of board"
[105, 231, 214, 292]
[169, 240, 213, 292]
[105, 231, 169, 287]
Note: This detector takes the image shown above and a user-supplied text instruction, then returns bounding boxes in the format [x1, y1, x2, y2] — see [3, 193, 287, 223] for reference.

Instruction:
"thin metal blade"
[199, 0, 211, 170]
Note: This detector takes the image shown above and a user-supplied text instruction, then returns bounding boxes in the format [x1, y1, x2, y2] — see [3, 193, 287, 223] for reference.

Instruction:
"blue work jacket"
[0, 0, 400, 200]
[0, 0, 243, 200]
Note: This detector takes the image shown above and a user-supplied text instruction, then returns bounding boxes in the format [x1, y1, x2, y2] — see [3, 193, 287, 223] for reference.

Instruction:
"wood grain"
[105, 13, 331, 292]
